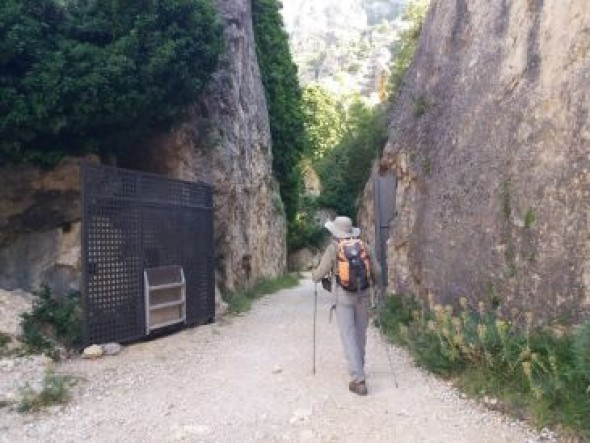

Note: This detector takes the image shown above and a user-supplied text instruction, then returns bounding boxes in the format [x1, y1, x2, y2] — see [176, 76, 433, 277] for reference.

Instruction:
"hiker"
[311, 216, 381, 396]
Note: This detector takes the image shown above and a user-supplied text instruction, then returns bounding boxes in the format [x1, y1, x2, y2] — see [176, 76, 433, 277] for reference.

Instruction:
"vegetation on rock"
[0, 0, 223, 166]
[20, 286, 82, 355]
[388, 0, 429, 103]
[252, 0, 308, 226]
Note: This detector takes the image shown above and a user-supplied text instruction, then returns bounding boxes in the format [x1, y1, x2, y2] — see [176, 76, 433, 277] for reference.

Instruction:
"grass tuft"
[19, 285, 82, 356]
[17, 371, 74, 413]
[524, 208, 537, 228]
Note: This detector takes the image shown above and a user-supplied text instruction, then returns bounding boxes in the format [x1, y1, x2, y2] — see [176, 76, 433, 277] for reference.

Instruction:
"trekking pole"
[375, 286, 399, 388]
[313, 282, 318, 375]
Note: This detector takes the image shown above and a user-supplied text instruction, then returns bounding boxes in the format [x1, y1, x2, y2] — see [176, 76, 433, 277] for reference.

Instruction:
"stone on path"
[102, 343, 122, 356]
[82, 345, 103, 359]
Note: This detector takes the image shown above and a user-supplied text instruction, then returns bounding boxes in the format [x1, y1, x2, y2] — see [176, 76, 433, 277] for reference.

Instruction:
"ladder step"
[148, 282, 184, 291]
[149, 300, 185, 311]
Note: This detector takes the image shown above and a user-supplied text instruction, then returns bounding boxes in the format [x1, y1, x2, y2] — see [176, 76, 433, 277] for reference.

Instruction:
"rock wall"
[131, 0, 286, 292]
[0, 157, 89, 292]
[363, 0, 590, 322]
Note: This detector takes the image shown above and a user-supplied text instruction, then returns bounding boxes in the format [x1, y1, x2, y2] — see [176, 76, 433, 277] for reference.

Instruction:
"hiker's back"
[336, 238, 371, 292]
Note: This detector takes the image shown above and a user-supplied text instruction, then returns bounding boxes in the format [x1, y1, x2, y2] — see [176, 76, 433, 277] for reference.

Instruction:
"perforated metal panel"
[82, 163, 214, 345]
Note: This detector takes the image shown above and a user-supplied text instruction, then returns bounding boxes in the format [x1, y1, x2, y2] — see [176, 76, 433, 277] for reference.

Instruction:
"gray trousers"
[334, 286, 370, 383]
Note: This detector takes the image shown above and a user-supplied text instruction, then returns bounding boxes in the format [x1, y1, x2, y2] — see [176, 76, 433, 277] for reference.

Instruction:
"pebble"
[102, 343, 123, 356]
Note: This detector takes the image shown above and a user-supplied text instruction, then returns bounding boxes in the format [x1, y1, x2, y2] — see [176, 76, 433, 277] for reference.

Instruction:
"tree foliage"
[315, 99, 388, 218]
[252, 0, 307, 224]
[0, 0, 223, 166]
[302, 83, 346, 160]
[388, 0, 429, 102]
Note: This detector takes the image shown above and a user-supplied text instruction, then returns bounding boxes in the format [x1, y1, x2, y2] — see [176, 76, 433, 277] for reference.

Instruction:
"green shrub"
[412, 94, 431, 117]
[20, 286, 83, 354]
[288, 219, 326, 251]
[287, 195, 328, 251]
[524, 208, 537, 228]
[0, 0, 223, 166]
[17, 371, 74, 413]
[315, 99, 388, 218]
[252, 0, 307, 224]
[302, 84, 347, 161]
[376, 293, 421, 343]
[411, 329, 465, 375]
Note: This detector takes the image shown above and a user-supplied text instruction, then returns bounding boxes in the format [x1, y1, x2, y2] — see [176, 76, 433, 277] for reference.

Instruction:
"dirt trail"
[1, 277, 542, 442]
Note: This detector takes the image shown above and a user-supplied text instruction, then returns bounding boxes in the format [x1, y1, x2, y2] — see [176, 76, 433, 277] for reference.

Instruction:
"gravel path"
[1, 277, 544, 442]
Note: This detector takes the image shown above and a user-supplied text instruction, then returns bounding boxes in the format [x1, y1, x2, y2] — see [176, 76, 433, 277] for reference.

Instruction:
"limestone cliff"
[361, 0, 590, 322]
[0, 157, 88, 293]
[0, 0, 285, 295]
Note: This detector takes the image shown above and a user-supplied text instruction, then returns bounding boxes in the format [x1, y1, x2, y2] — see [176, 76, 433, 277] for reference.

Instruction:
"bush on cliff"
[0, 0, 223, 166]
[252, 0, 308, 226]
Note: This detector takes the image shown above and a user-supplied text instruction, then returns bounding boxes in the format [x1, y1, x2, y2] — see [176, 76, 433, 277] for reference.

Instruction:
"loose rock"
[82, 345, 103, 359]
[102, 343, 122, 356]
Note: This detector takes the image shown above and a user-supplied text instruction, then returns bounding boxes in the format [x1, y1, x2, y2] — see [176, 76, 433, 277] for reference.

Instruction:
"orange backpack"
[336, 239, 371, 292]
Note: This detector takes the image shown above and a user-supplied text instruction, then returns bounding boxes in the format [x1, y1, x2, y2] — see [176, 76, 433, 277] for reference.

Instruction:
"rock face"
[0, 289, 33, 338]
[132, 0, 286, 292]
[0, 157, 89, 292]
[363, 0, 590, 322]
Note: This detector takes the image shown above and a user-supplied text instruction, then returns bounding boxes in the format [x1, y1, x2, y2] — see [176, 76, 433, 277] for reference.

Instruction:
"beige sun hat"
[324, 216, 361, 239]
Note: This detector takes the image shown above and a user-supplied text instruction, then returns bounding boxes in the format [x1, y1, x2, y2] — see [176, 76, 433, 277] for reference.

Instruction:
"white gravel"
[0, 278, 550, 442]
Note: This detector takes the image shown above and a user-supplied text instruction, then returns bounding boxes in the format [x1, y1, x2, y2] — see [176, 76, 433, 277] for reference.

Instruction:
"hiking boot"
[349, 380, 367, 396]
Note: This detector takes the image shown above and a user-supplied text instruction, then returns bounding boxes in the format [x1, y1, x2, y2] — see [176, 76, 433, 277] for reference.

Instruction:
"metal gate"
[373, 171, 397, 289]
[81, 163, 214, 345]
